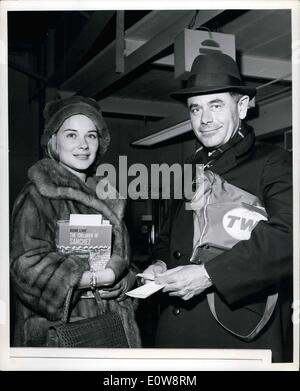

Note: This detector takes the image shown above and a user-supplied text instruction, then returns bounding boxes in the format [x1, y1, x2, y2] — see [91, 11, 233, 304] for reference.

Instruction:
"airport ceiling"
[8, 9, 292, 138]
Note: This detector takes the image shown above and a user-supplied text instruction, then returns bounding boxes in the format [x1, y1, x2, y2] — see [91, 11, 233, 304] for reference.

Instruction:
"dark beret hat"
[41, 95, 110, 156]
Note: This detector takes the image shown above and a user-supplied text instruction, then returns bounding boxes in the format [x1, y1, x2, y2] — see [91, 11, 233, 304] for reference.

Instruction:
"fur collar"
[28, 158, 125, 222]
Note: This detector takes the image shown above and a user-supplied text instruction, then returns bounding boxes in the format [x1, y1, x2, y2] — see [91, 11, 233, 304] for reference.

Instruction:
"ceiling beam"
[115, 11, 125, 74]
[126, 10, 192, 41]
[131, 110, 191, 146]
[131, 119, 192, 147]
[49, 11, 115, 85]
[248, 93, 292, 138]
[60, 11, 191, 92]
[9, 61, 48, 83]
[152, 53, 291, 81]
[60, 11, 193, 92]
[240, 55, 291, 81]
[125, 33, 292, 81]
[99, 97, 182, 117]
[60, 39, 115, 92]
[60, 10, 224, 97]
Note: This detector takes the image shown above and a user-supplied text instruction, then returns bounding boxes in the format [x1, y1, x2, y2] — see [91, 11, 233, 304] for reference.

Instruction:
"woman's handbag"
[47, 288, 129, 348]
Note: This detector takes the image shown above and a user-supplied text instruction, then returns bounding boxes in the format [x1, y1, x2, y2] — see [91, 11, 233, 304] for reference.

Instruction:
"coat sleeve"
[10, 191, 89, 320]
[205, 149, 293, 306]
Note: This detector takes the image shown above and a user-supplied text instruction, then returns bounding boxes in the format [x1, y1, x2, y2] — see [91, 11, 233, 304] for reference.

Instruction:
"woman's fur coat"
[10, 158, 141, 347]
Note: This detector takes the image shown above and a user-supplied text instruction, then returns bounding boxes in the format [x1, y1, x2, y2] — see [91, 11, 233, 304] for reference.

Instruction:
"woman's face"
[53, 114, 99, 175]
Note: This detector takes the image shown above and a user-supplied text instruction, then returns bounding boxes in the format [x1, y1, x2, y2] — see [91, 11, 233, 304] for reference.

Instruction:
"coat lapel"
[192, 123, 255, 175]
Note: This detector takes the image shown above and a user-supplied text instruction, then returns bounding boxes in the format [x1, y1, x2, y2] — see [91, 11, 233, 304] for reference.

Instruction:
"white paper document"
[126, 281, 166, 299]
[69, 214, 103, 226]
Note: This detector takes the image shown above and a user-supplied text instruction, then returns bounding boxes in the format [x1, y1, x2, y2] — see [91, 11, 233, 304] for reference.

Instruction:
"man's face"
[187, 92, 249, 149]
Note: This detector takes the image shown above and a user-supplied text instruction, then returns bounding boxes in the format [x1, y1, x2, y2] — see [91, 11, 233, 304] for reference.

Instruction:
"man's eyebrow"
[188, 103, 200, 110]
[63, 129, 97, 132]
[188, 99, 225, 110]
[208, 99, 224, 104]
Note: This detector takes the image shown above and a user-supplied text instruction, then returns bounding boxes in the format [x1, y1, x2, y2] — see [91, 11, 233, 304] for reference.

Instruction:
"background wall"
[9, 53, 41, 205]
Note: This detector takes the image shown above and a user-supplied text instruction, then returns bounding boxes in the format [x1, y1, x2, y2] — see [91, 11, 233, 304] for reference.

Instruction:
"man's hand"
[155, 264, 212, 301]
[139, 260, 167, 284]
[99, 270, 136, 301]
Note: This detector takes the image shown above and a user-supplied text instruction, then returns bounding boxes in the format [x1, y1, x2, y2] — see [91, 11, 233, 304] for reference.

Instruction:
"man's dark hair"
[229, 92, 244, 102]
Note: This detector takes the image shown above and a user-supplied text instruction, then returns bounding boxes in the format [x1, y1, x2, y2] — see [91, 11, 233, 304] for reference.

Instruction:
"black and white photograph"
[0, 0, 299, 372]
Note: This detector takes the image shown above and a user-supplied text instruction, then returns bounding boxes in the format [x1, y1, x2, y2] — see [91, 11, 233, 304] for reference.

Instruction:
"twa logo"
[222, 207, 267, 240]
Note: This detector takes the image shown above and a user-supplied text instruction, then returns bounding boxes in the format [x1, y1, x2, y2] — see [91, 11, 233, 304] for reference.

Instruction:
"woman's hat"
[41, 95, 110, 156]
[170, 53, 256, 101]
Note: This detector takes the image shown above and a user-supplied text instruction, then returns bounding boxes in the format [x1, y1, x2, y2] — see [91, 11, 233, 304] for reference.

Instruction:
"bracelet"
[90, 270, 97, 291]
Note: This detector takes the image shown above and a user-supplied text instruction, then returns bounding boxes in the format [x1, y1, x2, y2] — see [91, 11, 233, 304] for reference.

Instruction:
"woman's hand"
[139, 260, 167, 284]
[98, 268, 116, 286]
[99, 270, 137, 301]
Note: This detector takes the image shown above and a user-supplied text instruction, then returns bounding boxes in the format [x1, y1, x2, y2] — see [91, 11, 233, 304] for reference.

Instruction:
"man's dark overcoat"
[151, 124, 293, 362]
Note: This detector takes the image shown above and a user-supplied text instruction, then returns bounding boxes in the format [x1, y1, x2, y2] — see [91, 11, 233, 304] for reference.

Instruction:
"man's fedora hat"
[171, 52, 256, 101]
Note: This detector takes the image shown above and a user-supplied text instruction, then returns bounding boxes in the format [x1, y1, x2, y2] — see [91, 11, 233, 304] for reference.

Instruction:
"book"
[56, 214, 112, 272]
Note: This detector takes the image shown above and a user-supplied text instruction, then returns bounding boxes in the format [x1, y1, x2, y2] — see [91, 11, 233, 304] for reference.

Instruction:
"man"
[142, 53, 293, 362]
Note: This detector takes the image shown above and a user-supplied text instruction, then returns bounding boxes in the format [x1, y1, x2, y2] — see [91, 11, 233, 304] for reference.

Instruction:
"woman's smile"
[73, 153, 90, 160]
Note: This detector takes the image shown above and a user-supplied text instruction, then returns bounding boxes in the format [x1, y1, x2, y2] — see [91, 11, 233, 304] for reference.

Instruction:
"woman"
[10, 95, 141, 347]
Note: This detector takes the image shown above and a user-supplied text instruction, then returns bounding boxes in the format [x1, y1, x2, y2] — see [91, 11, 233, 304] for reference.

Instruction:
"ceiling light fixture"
[131, 119, 192, 146]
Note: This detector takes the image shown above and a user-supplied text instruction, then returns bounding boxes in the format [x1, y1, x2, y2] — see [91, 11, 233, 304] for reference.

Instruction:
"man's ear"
[238, 95, 250, 120]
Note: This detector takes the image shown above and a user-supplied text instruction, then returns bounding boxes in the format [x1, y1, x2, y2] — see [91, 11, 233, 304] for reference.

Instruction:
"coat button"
[173, 250, 181, 259]
[172, 307, 181, 316]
